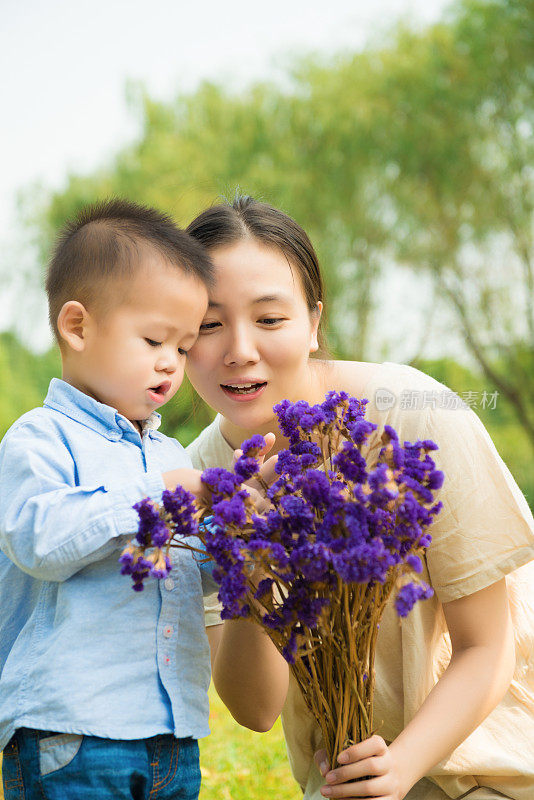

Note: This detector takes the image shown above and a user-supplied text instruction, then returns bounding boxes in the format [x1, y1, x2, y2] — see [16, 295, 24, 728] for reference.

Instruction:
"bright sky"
[0, 0, 451, 352]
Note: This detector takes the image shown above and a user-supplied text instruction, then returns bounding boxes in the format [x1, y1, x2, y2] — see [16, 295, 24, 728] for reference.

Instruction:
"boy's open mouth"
[148, 381, 171, 401]
[220, 381, 267, 396]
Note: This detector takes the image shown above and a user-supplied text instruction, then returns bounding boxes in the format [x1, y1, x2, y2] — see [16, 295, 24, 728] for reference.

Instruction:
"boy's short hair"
[46, 198, 213, 342]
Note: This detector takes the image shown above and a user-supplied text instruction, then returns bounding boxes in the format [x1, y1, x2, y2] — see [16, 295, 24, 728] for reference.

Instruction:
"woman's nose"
[223, 326, 260, 366]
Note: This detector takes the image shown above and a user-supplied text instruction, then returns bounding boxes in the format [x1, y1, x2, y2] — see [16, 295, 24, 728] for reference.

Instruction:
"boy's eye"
[199, 321, 221, 332]
[145, 338, 162, 347]
[178, 347, 188, 356]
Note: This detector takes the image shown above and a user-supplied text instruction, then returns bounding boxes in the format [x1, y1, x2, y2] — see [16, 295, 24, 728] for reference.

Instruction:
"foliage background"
[2, 0, 533, 506]
[0, 0, 532, 796]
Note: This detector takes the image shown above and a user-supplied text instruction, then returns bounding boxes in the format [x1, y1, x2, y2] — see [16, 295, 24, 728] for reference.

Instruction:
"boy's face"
[72, 253, 208, 426]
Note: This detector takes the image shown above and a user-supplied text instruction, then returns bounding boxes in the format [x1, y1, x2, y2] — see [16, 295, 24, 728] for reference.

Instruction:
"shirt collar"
[44, 378, 162, 439]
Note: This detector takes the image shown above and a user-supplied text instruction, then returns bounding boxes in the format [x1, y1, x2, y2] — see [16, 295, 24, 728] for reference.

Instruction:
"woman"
[184, 196, 534, 800]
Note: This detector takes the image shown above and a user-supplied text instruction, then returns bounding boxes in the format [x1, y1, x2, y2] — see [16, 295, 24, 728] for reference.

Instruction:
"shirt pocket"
[38, 732, 83, 776]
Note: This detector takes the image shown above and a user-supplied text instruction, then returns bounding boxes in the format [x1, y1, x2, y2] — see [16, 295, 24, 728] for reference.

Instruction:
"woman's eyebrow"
[207, 294, 290, 309]
[252, 294, 290, 304]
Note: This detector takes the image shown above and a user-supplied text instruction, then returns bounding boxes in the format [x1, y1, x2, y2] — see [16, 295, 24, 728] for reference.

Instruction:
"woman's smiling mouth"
[220, 381, 267, 400]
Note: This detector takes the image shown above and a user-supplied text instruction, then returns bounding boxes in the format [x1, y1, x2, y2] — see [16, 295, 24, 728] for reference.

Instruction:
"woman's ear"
[309, 301, 323, 354]
[57, 301, 91, 352]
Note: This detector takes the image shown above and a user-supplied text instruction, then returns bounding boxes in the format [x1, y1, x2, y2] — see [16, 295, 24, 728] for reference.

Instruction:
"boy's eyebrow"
[146, 321, 197, 340]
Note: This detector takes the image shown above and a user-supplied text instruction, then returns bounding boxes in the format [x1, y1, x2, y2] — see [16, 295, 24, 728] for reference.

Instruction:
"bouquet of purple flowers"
[120, 391, 443, 766]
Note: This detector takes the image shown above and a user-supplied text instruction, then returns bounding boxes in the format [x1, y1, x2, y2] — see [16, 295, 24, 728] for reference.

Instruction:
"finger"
[233, 448, 243, 465]
[337, 735, 388, 765]
[325, 755, 388, 784]
[255, 434, 277, 471]
[321, 774, 391, 798]
[314, 748, 330, 777]
[259, 431, 276, 456]
[259, 453, 279, 485]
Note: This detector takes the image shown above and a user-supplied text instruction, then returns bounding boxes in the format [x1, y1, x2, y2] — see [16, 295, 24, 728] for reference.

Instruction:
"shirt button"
[163, 625, 174, 638]
[164, 656, 171, 665]
[164, 578, 174, 591]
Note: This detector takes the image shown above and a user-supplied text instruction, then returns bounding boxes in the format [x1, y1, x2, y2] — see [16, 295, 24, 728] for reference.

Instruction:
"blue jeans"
[2, 728, 201, 800]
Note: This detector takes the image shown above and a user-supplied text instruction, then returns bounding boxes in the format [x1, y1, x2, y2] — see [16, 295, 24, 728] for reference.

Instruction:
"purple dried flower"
[133, 498, 161, 546]
[384, 424, 398, 441]
[282, 632, 298, 664]
[240, 434, 267, 456]
[300, 470, 331, 508]
[406, 554, 423, 573]
[427, 470, 445, 490]
[234, 455, 260, 482]
[395, 582, 434, 617]
[213, 492, 247, 527]
[346, 418, 377, 446]
[201, 467, 241, 497]
[254, 578, 274, 600]
[333, 441, 367, 484]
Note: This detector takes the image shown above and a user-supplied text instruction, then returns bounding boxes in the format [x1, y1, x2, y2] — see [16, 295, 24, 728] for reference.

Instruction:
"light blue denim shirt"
[0, 378, 211, 751]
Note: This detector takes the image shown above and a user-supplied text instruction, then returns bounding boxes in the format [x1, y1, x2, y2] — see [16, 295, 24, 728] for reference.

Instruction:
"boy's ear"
[57, 301, 91, 352]
[309, 301, 323, 354]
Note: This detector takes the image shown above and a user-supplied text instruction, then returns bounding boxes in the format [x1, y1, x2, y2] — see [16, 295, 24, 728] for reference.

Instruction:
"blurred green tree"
[14, 0, 534, 483]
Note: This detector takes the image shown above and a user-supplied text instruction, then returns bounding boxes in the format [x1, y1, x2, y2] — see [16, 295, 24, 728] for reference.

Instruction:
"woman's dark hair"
[186, 195, 328, 355]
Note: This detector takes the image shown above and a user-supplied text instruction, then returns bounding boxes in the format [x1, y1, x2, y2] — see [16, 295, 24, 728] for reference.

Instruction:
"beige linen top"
[187, 362, 534, 800]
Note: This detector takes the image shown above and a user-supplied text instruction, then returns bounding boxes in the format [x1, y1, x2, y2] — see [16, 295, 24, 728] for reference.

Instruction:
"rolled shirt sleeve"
[423, 406, 534, 603]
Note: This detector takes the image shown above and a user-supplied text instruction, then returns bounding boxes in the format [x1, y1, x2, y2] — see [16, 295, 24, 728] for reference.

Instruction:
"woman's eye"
[199, 321, 221, 332]
[178, 347, 188, 356]
[145, 338, 162, 347]
[259, 318, 284, 326]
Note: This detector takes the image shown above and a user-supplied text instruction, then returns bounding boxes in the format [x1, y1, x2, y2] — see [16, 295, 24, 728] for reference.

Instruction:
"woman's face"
[186, 239, 321, 434]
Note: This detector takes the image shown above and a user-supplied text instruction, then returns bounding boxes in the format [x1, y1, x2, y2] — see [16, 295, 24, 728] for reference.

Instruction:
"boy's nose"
[156, 348, 179, 373]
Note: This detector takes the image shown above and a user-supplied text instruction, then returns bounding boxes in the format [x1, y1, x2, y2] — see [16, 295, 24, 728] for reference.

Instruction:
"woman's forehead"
[209, 240, 303, 302]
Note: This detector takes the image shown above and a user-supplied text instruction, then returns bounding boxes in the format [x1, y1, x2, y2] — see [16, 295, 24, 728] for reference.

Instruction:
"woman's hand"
[315, 735, 407, 800]
[234, 432, 278, 512]
[234, 431, 278, 481]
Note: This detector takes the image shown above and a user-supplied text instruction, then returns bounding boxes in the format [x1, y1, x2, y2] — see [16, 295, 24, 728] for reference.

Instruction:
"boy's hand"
[314, 735, 406, 800]
[161, 467, 270, 513]
[163, 436, 277, 511]
[162, 468, 210, 502]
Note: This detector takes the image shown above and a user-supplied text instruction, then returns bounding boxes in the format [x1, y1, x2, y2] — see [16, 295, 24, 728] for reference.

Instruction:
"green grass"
[199, 686, 299, 800]
[0, 686, 298, 800]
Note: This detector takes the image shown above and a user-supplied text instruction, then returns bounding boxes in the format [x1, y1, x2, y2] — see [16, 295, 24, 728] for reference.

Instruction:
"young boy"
[0, 199, 216, 800]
